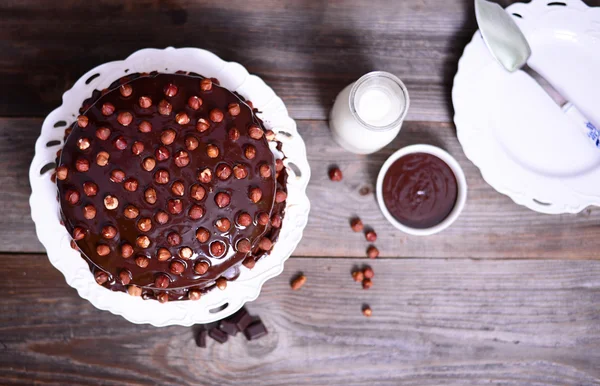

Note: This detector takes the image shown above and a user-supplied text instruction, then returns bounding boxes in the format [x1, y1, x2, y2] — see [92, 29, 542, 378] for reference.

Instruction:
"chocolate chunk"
[219, 320, 238, 336]
[208, 328, 229, 344]
[244, 319, 268, 341]
[227, 307, 253, 332]
[195, 329, 207, 348]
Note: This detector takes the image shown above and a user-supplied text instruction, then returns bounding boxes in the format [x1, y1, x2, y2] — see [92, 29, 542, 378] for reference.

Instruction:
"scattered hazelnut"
[216, 277, 227, 290]
[228, 103, 241, 116]
[96, 127, 111, 141]
[271, 214, 282, 228]
[236, 239, 251, 253]
[258, 237, 273, 251]
[242, 256, 256, 269]
[196, 118, 210, 133]
[206, 144, 219, 158]
[127, 285, 142, 297]
[237, 212, 252, 227]
[83, 204, 96, 219]
[216, 164, 232, 180]
[138, 120, 152, 133]
[233, 164, 248, 179]
[110, 169, 126, 183]
[104, 195, 119, 210]
[95, 271, 109, 285]
[113, 136, 127, 150]
[170, 261, 185, 275]
[245, 145, 256, 159]
[352, 270, 364, 282]
[265, 130, 276, 141]
[139, 96, 153, 109]
[135, 255, 150, 267]
[96, 244, 110, 256]
[362, 278, 373, 290]
[142, 157, 156, 171]
[362, 306, 372, 317]
[188, 205, 205, 220]
[367, 246, 379, 259]
[120, 84, 133, 97]
[275, 190, 287, 203]
[365, 231, 377, 242]
[210, 241, 226, 257]
[363, 266, 374, 279]
[229, 127, 240, 141]
[119, 270, 132, 285]
[161, 129, 176, 145]
[329, 167, 343, 181]
[144, 187, 157, 204]
[155, 210, 169, 225]
[137, 218, 152, 232]
[196, 228, 210, 243]
[56, 166, 68, 180]
[197, 168, 212, 183]
[167, 232, 182, 246]
[164, 83, 178, 97]
[158, 100, 172, 115]
[188, 289, 202, 300]
[259, 164, 272, 178]
[194, 260, 209, 275]
[75, 158, 90, 172]
[96, 151, 110, 166]
[174, 150, 190, 167]
[155, 146, 170, 161]
[154, 169, 170, 184]
[200, 78, 213, 91]
[101, 102, 115, 116]
[179, 247, 193, 259]
[291, 274, 306, 290]
[83, 182, 98, 196]
[167, 199, 183, 214]
[121, 243, 134, 258]
[215, 218, 231, 232]
[123, 178, 138, 192]
[155, 274, 170, 289]
[190, 184, 206, 201]
[248, 124, 264, 140]
[351, 218, 364, 232]
[124, 205, 139, 219]
[188, 96, 202, 110]
[210, 109, 224, 123]
[185, 135, 199, 151]
[256, 212, 269, 226]
[131, 141, 145, 155]
[171, 181, 185, 196]
[157, 248, 171, 262]
[77, 138, 91, 151]
[77, 115, 89, 128]
[117, 111, 133, 126]
[101, 225, 117, 239]
[65, 189, 80, 205]
[136, 236, 151, 249]
[249, 187, 262, 203]
[215, 192, 231, 208]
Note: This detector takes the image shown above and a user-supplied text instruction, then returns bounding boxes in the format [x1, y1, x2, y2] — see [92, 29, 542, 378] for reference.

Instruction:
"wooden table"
[2, 1, 600, 384]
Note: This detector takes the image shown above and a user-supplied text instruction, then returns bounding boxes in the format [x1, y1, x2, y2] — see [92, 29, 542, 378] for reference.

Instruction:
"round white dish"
[29, 47, 311, 326]
[376, 144, 467, 236]
[453, 0, 600, 214]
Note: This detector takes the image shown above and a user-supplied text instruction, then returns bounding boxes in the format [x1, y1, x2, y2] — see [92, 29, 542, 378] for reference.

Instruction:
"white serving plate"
[29, 47, 311, 326]
[453, 0, 600, 214]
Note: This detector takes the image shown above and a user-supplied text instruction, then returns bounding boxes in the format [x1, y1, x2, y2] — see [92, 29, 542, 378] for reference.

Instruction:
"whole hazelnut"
[216, 164, 232, 180]
[72, 227, 86, 240]
[197, 168, 212, 183]
[290, 274, 307, 290]
[329, 167, 343, 181]
[275, 190, 287, 203]
[200, 78, 213, 91]
[96, 244, 110, 256]
[265, 130, 276, 141]
[196, 228, 210, 243]
[365, 231, 377, 242]
[243, 256, 256, 269]
[136, 236, 151, 249]
[351, 218, 364, 232]
[95, 271, 109, 285]
[249, 187, 262, 203]
[236, 239, 251, 253]
[101, 225, 117, 239]
[119, 270, 132, 285]
[155, 274, 170, 289]
[258, 237, 273, 251]
[138, 120, 152, 133]
[96, 127, 111, 141]
[161, 129, 176, 145]
[131, 141, 145, 155]
[248, 124, 264, 140]
[77, 115, 89, 128]
[101, 102, 115, 116]
[363, 266, 374, 279]
[77, 137, 91, 151]
[96, 151, 110, 166]
[171, 181, 185, 196]
[188, 96, 202, 110]
[215, 192, 231, 208]
[216, 277, 227, 290]
[352, 270, 364, 282]
[256, 212, 269, 226]
[135, 255, 150, 268]
[137, 218, 152, 232]
[229, 127, 240, 141]
[143, 188, 157, 204]
[110, 169, 126, 183]
[83, 204, 96, 219]
[233, 164, 248, 179]
[155, 146, 170, 161]
[271, 214, 282, 228]
[158, 100, 172, 116]
[123, 178, 138, 192]
[362, 278, 373, 290]
[83, 182, 98, 196]
[206, 144, 219, 158]
[104, 195, 119, 210]
[244, 145, 256, 160]
[185, 135, 199, 151]
[155, 211, 169, 225]
[142, 157, 156, 171]
[188, 289, 202, 300]
[75, 158, 90, 172]
[124, 205, 140, 219]
[139, 96, 152, 109]
[215, 218, 231, 232]
[56, 166, 68, 180]
[170, 261, 185, 275]
[167, 232, 182, 246]
[157, 248, 171, 262]
[189, 205, 205, 220]
[367, 246, 379, 259]
[167, 199, 183, 214]
[164, 83, 178, 97]
[120, 84, 132, 97]
[237, 212, 252, 227]
[228, 103, 241, 117]
[210, 109, 224, 123]
[113, 136, 127, 150]
[275, 159, 284, 172]
[179, 247, 193, 259]
[259, 164, 272, 179]
[190, 184, 206, 201]
[117, 111, 133, 126]
[127, 285, 142, 297]
[154, 169, 170, 184]
[121, 243, 134, 258]
[210, 241, 226, 257]
[196, 118, 210, 133]
[194, 261, 209, 275]
[362, 306, 372, 317]
[66, 189, 80, 205]
[174, 150, 190, 167]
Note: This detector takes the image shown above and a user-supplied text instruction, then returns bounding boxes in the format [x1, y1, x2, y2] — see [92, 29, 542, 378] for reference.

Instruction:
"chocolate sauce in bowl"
[382, 153, 458, 229]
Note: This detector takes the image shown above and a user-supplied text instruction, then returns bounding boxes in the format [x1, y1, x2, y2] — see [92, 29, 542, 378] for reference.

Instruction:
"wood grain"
[10, 117, 600, 258]
[0, 255, 599, 385]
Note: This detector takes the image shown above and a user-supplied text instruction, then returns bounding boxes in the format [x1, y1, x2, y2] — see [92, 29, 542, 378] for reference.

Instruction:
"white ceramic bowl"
[376, 144, 467, 236]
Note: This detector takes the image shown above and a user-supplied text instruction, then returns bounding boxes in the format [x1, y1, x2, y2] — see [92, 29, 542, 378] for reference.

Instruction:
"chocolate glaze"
[382, 153, 457, 229]
[56, 72, 287, 301]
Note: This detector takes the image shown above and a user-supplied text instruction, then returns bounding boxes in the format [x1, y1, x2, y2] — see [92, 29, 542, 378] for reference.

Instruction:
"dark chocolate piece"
[208, 328, 229, 344]
[227, 307, 253, 332]
[218, 320, 238, 336]
[195, 329, 207, 348]
[244, 319, 268, 341]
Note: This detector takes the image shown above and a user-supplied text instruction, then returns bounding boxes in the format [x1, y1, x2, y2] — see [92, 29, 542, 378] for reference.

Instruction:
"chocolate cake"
[55, 72, 287, 302]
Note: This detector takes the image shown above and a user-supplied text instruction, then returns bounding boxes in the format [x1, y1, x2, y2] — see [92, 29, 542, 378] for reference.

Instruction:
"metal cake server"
[474, 0, 599, 147]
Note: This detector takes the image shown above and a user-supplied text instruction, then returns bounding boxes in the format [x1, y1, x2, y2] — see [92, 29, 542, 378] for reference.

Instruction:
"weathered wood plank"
[7, 117, 600, 258]
[0, 255, 599, 385]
